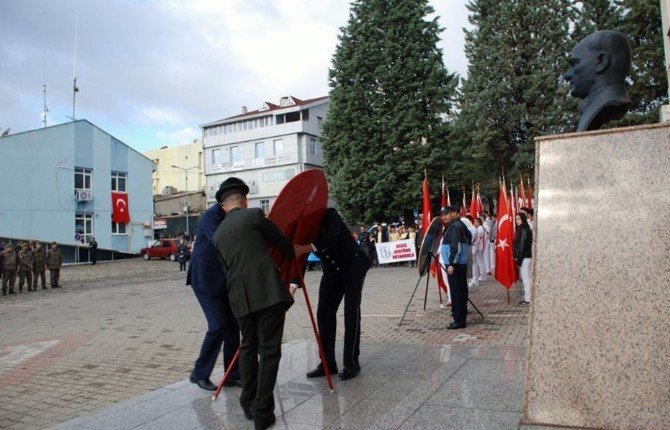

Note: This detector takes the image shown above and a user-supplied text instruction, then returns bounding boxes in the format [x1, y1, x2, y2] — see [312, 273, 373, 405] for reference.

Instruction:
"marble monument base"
[523, 123, 670, 429]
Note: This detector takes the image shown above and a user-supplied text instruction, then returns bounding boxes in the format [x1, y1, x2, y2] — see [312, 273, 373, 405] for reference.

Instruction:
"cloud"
[155, 126, 201, 146]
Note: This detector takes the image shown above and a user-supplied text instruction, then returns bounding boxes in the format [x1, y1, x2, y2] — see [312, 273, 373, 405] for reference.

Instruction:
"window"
[230, 146, 240, 162]
[212, 149, 221, 165]
[302, 109, 310, 120]
[75, 213, 93, 243]
[308, 138, 317, 155]
[317, 116, 323, 129]
[111, 172, 127, 192]
[285, 111, 300, 123]
[276, 114, 285, 124]
[260, 199, 270, 213]
[112, 220, 127, 234]
[255, 142, 265, 159]
[273, 139, 284, 156]
[74, 167, 92, 190]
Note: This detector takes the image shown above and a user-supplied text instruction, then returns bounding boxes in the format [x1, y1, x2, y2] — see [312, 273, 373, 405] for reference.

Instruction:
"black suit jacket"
[313, 208, 371, 273]
[214, 207, 295, 319]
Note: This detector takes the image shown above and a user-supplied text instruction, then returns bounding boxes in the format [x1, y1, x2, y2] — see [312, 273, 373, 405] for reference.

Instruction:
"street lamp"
[171, 164, 199, 239]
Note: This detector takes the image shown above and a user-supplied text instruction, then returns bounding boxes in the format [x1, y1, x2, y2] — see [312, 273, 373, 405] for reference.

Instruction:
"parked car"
[140, 239, 191, 262]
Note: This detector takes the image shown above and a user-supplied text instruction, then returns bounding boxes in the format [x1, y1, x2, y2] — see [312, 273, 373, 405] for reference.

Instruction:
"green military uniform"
[32, 245, 47, 289]
[17, 244, 33, 292]
[214, 206, 295, 428]
[46, 245, 63, 288]
[1, 246, 18, 295]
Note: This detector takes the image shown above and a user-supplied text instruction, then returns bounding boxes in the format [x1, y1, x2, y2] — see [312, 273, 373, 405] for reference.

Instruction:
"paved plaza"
[0, 259, 529, 429]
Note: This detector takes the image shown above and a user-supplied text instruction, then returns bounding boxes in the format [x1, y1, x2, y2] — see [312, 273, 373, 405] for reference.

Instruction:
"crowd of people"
[0, 240, 66, 295]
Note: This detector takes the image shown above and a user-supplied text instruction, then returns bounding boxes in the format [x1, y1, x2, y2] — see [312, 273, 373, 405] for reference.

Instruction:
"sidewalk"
[52, 339, 526, 430]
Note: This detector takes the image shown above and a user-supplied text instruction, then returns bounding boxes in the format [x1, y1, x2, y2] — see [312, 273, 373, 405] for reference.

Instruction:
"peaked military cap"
[216, 177, 250, 203]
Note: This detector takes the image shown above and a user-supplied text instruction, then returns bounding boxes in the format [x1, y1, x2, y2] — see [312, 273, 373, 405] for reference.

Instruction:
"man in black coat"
[186, 188, 241, 391]
[296, 208, 371, 380]
[213, 177, 295, 430]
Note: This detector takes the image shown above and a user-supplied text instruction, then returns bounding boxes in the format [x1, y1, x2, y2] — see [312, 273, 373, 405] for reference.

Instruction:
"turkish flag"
[461, 192, 467, 217]
[441, 177, 447, 209]
[495, 181, 518, 289]
[112, 192, 131, 223]
[469, 188, 480, 219]
[422, 175, 432, 234]
[519, 177, 527, 208]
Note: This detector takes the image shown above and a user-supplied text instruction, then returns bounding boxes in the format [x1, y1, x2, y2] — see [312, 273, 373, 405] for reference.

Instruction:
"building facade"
[0, 120, 154, 258]
[143, 140, 204, 196]
[201, 96, 329, 210]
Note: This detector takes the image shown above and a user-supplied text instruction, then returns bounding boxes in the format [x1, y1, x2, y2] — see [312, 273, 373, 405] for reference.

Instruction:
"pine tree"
[454, 0, 574, 194]
[323, 0, 458, 223]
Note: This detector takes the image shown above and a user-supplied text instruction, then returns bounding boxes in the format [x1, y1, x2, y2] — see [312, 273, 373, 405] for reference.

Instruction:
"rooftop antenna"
[42, 11, 49, 127]
[68, 9, 79, 121]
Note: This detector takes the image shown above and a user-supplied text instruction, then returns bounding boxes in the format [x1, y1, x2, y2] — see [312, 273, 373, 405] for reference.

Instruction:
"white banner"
[375, 239, 417, 264]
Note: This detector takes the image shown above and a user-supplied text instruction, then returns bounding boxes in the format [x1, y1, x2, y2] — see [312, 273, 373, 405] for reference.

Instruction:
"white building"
[201, 95, 329, 211]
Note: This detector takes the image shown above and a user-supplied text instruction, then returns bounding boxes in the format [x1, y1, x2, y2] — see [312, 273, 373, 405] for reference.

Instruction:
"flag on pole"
[519, 176, 527, 208]
[495, 179, 518, 289]
[446, 185, 451, 207]
[422, 172, 431, 235]
[461, 188, 467, 217]
[510, 182, 517, 234]
[469, 185, 480, 219]
[526, 178, 533, 209]
[441, 175, 447, 209]
[476, 187, 483, 217]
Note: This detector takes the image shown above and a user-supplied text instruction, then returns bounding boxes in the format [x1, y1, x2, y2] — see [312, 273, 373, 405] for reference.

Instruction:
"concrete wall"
[143, 141, 204, 195]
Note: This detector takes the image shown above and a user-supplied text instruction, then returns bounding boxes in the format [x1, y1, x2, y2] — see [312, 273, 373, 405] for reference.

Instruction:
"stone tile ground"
[0, 259, 529, 429]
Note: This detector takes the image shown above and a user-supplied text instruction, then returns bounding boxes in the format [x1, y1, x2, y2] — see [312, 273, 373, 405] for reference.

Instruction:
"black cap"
[216, 177, 250, 203]
[440, 205, 460, 214]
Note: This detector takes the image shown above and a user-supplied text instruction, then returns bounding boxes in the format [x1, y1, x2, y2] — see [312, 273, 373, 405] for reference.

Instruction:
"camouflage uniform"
[46, 245, 63, 288]
[32, 245, 47, 289]
[1, 246, 18, 295]
[18, 244, 34, 292]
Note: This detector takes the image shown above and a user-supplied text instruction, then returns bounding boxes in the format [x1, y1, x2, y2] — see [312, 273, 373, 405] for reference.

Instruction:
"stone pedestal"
[523, 123, 670, 429]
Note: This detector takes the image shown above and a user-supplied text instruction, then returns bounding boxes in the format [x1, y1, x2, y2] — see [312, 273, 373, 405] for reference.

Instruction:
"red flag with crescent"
[112, 192, 130, 223]
[495, 180, 517, 289]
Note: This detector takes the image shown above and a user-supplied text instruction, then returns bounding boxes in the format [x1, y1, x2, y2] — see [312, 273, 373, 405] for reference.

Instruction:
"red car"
[140, 239, 190, 261]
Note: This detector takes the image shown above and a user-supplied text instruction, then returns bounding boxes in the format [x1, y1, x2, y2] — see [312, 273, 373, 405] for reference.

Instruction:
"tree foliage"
[322, 0, 458, 223]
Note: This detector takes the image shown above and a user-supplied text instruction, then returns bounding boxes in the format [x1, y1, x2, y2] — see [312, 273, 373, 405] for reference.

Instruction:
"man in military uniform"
[46, 242, 63, 288]
[32, 242, 47, 290]
[187, 187, 241, 391]
[2, 243, 18, 295]
[296, 208, 371, 381]
[213, 177, 295, 430]
[17, 242, 34, 292]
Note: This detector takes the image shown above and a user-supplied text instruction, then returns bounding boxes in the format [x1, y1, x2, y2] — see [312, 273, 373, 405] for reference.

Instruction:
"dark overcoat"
[187, 204, 227, 297]
[213, 207, 295, 319]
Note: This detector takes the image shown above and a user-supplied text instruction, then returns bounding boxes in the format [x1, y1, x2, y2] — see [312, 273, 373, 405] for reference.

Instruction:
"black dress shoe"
[189, 372, 217, 391]
[306, 365, 337, 378]
[223, 378, 243, 388]
[338, 366, 360, 380]
[447, 322, 466, 330]
[254, 414, 275, 430]
[241, 404, 253, 420]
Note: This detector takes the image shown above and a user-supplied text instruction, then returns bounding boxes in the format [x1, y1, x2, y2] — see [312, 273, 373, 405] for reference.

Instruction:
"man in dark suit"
[213, 177, 295, 430]
[296, 208, 371, 381]
[186, 187, 241, 391]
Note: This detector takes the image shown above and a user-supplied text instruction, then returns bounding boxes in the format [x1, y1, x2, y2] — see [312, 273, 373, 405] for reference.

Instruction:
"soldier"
[17, 242, 34, 292]
[89, 237, 98, 265]
[2, 243, 18, 295]
[46, 242, 63, 288]
[32, 242, 47, 290]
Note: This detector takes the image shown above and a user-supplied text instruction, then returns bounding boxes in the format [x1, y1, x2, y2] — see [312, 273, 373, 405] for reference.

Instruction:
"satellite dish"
[1, 128, 10, 137]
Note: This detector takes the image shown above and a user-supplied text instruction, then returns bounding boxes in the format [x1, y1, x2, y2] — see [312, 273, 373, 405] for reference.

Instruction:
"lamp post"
[171, 164, 199, 239]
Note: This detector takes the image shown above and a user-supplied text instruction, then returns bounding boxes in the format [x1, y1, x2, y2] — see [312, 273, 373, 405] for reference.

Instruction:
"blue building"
[0, 120, 154, 262]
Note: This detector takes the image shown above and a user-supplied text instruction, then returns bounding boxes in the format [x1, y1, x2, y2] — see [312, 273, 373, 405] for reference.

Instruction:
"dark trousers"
[2, 269, 17, 292]
[18, 269, 32, 291]
[179, 262, 186, 271]
[237, 303, 285, 422]
[192, 290, 240, 381]
[448, 264, 469, 326]
[317, 260, 368, 370]
[33, 270, 46, 288]
[49, 269, 60, 287]
[91, 251, 97, 265]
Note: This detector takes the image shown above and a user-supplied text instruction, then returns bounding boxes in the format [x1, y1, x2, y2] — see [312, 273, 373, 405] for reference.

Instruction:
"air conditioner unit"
[75, 190, 93, 201]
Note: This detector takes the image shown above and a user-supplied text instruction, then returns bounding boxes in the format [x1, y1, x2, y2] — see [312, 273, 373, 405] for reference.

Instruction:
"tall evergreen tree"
[322, 0, 458, 223]
[454, 0, 574, 194]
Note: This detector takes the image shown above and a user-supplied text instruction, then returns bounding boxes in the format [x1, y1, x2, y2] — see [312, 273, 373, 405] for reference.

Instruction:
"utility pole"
[171, 164, 199, 238]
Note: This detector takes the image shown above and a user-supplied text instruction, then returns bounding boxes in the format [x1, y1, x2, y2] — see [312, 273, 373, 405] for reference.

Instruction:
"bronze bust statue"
[564, 30, 632, 132]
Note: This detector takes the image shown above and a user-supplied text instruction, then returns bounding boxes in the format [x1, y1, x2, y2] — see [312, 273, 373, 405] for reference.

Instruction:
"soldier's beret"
[216, 177, 249, 203]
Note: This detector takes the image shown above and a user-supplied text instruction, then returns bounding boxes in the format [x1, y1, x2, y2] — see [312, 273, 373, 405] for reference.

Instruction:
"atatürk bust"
[564, 30, 632, 132]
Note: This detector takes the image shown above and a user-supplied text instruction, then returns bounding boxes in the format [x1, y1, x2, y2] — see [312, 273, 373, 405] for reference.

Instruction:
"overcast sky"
[0, 0, 470, 152]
